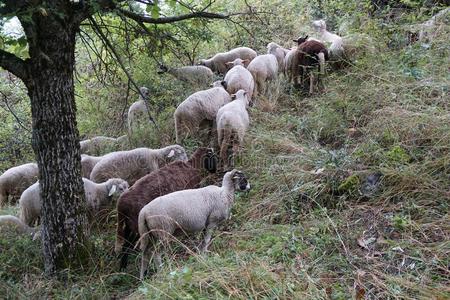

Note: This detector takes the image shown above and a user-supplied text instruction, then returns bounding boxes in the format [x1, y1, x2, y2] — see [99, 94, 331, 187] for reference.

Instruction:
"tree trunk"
[24, 24, 89, 275]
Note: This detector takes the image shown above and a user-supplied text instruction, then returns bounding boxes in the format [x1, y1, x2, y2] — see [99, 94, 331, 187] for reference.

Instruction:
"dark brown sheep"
[291, 36, 329, 94]
[115, 147, 217, 269]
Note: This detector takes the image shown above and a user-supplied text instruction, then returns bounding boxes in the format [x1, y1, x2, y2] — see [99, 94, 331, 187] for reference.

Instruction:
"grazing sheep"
[81, 154, 103, 178]
[115, 147, 217, 269]
[267, 42, 289, 73]
[158, 65, 214, 87]
[198, 47, 257, 74]
[0, 163, 38, 206]
[19, 178, 129, 226]
[312, 19, 344, 61]
[247, 54, 279, 97]
[174, 81, 231, 144]
[216, 90, 250, 168]
[138, 169, 250, 278]
[284, 46, 297, 81]
[80, 135, 127, 156]
[90, 145, 188, 185]
[289, 36, 328, 94]
[127, 86, 151, 136]
[223, 58, 255, 104]
[0, 215, 39, 237]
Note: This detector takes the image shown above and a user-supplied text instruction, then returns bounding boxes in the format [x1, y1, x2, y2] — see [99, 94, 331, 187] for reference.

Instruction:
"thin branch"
[0, 90, 31, 132]
[117, 7, 240, 24]
[0, 49, 28, 81]
[88, 16, 158, 128]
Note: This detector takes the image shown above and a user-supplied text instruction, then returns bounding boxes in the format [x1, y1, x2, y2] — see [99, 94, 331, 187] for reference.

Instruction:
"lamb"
[138, 169, 250, 278]
[115, 147, 217, 269]
[19, 178, 129, 226]
[0, 163, 38, 206]
[312, 19, 344, 61]
[80, 135, 127, 156]
[174, 81, 231, 144]
[198, 47, 257, 74]
[127, 86, 151, 136]
[289, 36, 328, 94]
[157, 65, 214, 87]
[216, 90, 250, 169]
[247, 53, 279, 97]
[81, 154, 103, 178]
[0, 215, 40, 237]
[223, 58, 255, 104]
[267, 42, 289, 73]
[90, 145, 188, 185]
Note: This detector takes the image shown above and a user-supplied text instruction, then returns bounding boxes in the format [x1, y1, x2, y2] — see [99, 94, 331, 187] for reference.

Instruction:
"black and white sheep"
[138, 169, 250, 279]
[90, 145, 188, 185]
[19, 178, 129, 226]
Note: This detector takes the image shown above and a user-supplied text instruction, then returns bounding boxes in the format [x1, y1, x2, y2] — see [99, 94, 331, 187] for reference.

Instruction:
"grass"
[1, 7, 449, 300]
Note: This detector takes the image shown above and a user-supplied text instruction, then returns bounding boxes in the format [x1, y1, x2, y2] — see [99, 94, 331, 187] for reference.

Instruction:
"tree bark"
[23, 20, 89, 275]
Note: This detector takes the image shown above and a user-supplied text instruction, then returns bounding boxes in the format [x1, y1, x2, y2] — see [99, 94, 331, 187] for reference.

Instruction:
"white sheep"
[19, 178, 129, 226]
[223, 58, 255, 104]
[267, 42, 289, 73]
[158, 65, 214, 87]
[127, 86, 151, 136]
[138, 169, 250, 279]
[174, 80, 231, 144]
[284, 47, 297, 82]
[0, 215, 39, 237]
[198, 47, 257, 74]
[247, 53, 279, 97]
[216, 90, 250, 168]
[81, 154, 103, 178]
[312, 19, 344, 61]
[0, 163, 38, 206]
[80, 135, 127, 156]
[90, 145, 188, 185]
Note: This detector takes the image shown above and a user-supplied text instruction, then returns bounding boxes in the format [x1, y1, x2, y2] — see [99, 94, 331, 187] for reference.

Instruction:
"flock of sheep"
[0, 11, 446, 279]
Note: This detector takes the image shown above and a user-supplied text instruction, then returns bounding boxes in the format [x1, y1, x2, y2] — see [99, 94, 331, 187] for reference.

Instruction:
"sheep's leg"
[200, 224, 217, 253]
[139, 235, 150, 280]
[309, 72, 315, 95]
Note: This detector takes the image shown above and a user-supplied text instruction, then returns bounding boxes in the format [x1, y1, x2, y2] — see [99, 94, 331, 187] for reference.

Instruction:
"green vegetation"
[1, 0, 449, 299]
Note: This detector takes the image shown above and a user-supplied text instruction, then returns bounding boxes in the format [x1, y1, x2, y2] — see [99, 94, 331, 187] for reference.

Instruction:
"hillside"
[0, 1, 449, 299]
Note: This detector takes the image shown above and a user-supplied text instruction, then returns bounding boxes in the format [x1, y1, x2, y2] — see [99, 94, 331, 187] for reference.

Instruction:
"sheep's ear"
[167, 149, 175, 158]
[293, 39, 298, 42]
[108, 185, 117, 196]
[231, 94, 237, 100]
[305, 35, 309, 39]
[221, 80, 227, 89]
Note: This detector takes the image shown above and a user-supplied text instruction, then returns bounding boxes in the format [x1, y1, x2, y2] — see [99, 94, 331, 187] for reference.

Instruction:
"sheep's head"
[212, 80, 227, 90]
[107, 179, 129, 196]
[139, 87, 150, 100]
[231, 89, 249, 107]
[230, 170, 250, 192]
[190, 147, 218, 173]
[312, 19, 327, 32]
[293, 36, 309, 45]
[157, 64, 168, 74]
[166, 145, 188, 163]
[225, 58, 248, 68]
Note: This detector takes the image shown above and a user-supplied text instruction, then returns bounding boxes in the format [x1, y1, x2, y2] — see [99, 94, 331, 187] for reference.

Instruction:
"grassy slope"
[1, 9, 449, 300]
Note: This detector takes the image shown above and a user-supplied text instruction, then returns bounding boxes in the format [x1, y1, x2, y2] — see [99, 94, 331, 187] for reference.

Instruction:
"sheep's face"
[139, 87, 150, 99]
[108, 179, 130, 198]
[232, 171, 250, 192]
[312, 20, 326, 32]
[166, 146, 188, 162]
[202, 148, 218, 173]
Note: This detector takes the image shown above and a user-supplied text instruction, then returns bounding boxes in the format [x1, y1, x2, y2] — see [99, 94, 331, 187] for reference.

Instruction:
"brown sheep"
[290, 36, 329, 94]
[115, 147, 217, 269]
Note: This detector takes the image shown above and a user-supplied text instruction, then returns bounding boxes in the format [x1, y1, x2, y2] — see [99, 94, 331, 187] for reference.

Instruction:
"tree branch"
[117, 7, 234, 24]
[0, 49, 28, 81]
